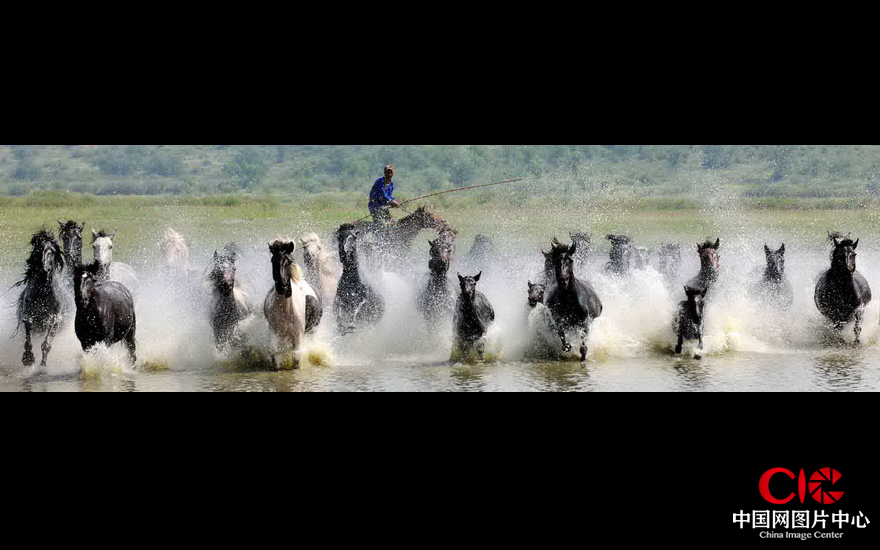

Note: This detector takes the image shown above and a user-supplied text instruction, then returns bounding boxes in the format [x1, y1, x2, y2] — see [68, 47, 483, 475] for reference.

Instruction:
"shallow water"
[2, 241, 880, 392]
[3, 205, 880, 392]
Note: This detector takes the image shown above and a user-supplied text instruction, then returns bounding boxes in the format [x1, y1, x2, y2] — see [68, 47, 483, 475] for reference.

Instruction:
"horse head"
[73, 262, 100, 307]
[606, 234, 632, 273]
[527, 281, 546, 308]
[697, 238, 720, 276]
[551, 237, 576, 289]
[161, 228, 190, 274]
[92, 228, 117, 267]
[59, 220, 84, 266]
[764, 243, 786, 280]
[337, 224, 360, 265]
[407, 206, 441, 229]
[429, 238, 453, 275]
[24, 229, 65, 284]
[831, 238, 859, 274]
[458, 272, 482, 302]
[269, 240, 296, 297]
[210, 247, 237, 293]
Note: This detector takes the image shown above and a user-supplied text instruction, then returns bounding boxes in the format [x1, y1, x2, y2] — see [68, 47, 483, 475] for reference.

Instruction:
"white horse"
[300, 232, 339, 303]
[92, 229, 140, 293]
[160, 228, 191, 278]
[264, 240, 323, 369]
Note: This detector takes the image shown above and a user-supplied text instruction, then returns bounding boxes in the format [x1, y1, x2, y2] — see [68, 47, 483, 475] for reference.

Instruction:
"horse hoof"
[562, 344, 572, 353]
[22, 352, 35, 366]
[694, 354, 702, 360]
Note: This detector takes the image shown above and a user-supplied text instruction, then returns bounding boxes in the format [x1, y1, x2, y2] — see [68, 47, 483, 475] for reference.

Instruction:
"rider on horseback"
[369, 165, 402, 226]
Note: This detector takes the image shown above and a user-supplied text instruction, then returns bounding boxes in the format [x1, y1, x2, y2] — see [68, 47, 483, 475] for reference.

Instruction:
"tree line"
[2, 145, 880, 198]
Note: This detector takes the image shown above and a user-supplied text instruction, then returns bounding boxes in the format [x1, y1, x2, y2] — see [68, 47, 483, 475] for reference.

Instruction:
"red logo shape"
[759, 468, 796, 504]
[809, 468, 844, 504]
[760, 467, 843, 505]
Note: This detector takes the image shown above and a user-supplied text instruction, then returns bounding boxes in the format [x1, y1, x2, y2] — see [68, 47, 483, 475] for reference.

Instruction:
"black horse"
[605, 234, 634, 275]
[815, 237, 872, 345]
[207, 246, 251, 351]
[685, 239, 720, 294]
[72, 262, 137, 364]
[417, 238, 456, 324]
[674, 287, 708, 359]
[334, 224, 385, 334]
[658, 244, 682, 282]
[453, 272, 495, 361]
[546, 237, 603, 361]
[14, 229, 66, 367]
[754, 243, 793, 310]
[58, 220, 84, 272]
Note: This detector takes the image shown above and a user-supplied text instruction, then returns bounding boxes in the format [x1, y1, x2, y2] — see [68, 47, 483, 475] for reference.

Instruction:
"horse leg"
[555, 325, 572, 354]
[477, 338, 486, 362]
[125, 331, 137, 365]
[22, 322, 35, 366]
[40, 321, 59, 368]
[694, 332, 704, 360]
[675, 332, 683, 355]
[578, 326, 588, 362]
[854, 310, 863, 346]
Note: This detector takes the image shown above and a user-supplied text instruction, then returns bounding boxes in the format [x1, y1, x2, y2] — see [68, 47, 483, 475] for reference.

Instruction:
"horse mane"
[60, 220, 83, 233]
[290, 263, 303, 283]
[93, 229, 115, 239]
[15, 229, 63, 286]
[835, 238, 857, 248]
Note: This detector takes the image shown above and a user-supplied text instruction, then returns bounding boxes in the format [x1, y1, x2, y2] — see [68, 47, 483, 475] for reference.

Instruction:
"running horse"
[545, 237, 604, 361]
[207, 245, 252, 351]
[72, 262, 137, 364]
[334, 224, 385, 334]
[815, 236, 872, 345]
[14, 229, 66, 367]
[264, 239, 323, 369]
[754, 243, 793, 311]
[417, 237, 456, 324]
[356, 206, 456, 269]
[685, 239, 720, 295]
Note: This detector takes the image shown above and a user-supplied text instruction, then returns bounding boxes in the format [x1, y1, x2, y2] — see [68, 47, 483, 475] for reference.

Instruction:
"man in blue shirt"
[369, 165, 402, 225]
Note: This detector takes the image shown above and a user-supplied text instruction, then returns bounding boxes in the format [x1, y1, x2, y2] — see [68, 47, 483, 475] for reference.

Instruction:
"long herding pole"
[352, 176, 529, 223]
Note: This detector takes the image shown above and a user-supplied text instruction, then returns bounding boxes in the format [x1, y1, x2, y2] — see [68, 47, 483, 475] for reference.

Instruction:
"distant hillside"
[3, 145, 880, 199]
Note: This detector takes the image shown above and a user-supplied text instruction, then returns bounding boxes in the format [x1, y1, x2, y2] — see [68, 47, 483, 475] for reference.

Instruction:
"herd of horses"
[10, 207, 875, 370]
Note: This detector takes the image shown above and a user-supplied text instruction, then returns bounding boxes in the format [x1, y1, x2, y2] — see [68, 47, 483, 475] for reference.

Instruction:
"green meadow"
[3, 191, 880, 274]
